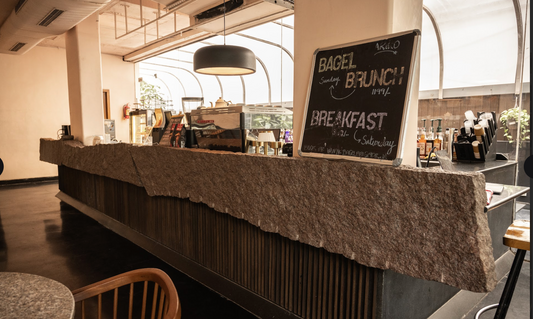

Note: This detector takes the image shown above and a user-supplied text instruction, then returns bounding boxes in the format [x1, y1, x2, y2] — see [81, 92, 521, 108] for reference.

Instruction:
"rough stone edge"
[128, 145, 496, 292]
[40, 139, 142, 187]
[40, 140, 497, 292]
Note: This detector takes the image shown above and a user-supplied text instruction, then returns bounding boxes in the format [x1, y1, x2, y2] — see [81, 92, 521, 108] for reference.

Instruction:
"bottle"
[443, 128, 450, 153]
[452, 129, 458, 161]
[433, 119, 443, 151]
[425, 119, 434, 157]
[428, 119, 435, 140]
[418, 125, 426, 159]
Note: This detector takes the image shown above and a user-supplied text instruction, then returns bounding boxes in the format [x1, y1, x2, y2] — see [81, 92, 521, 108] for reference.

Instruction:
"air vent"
[166, 0, 191, 11]
[9, 42, 26, 52]
[15, 0, 28, 13]
[37, 9, 65, 27]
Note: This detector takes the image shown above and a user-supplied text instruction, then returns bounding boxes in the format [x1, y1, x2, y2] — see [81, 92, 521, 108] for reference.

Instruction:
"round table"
[0, 272, 75, 319]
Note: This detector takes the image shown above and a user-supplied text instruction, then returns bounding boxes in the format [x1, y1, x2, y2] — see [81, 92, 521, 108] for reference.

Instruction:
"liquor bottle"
[418, 124, 427, 159]
[433, 118, 443, 151]
[443, 128, 450, 153]
[428, 119, 435, 140]
[425, 119, 435, 157]
[452, 129, 458, 161]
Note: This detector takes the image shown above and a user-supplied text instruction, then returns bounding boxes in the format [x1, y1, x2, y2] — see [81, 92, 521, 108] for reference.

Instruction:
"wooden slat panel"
[59, 166, 381, 319]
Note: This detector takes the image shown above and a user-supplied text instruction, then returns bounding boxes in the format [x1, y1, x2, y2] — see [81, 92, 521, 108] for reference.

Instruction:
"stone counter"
[40, 138, 496, 293]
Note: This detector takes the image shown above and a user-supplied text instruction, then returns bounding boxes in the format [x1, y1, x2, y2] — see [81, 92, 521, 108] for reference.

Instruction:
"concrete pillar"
[293, 0, 423, 166]
[65, 12, 104, 145]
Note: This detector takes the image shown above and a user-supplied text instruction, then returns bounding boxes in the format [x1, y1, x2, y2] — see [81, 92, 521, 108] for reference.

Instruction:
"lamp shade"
[193, 45, 256, 75]
[257, 131, 275, 142]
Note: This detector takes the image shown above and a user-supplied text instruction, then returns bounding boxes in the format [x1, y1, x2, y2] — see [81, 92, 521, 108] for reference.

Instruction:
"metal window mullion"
[240, 76, 246, 104]
[512, 0, 527, 96]
[256, 57, 271, 105]
[422, 6, 444, 100]
[235, 33, 294, 61]
[140, 68, 187, 108]
[140, 61, 204, 98]
[512, 0, 529, 185]
[215, 76, 223, 99]
[138, 73, 173, 103]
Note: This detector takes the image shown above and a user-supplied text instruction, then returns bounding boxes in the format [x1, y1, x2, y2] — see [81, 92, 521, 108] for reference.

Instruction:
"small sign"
[298, 30, 420, 165]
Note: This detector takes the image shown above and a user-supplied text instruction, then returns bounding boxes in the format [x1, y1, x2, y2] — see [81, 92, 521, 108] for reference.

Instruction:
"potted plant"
[139, 80, 167, 108]
[499, 107, 530, 148]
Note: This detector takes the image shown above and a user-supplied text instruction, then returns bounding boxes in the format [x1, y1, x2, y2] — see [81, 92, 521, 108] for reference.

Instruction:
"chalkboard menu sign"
[298, 30, 420, 166]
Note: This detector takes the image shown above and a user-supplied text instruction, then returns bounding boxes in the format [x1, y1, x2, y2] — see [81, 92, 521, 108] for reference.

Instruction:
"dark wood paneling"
[59, 166, 380, 319]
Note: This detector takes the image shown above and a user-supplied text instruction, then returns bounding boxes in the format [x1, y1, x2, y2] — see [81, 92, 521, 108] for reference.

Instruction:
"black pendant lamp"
[193, 1, 256, 75]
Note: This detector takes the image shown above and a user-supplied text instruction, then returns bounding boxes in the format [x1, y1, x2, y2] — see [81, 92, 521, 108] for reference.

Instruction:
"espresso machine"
[190, 105, 293, 153]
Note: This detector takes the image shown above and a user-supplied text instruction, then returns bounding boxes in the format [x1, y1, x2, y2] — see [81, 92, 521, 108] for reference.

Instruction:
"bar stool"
[475, 220, 530, 319]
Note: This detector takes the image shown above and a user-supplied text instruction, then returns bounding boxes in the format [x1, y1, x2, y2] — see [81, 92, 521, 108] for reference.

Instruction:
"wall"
[0, 46, 70, 181]
[101, 54, 135, 142]
[0, 46, 135, 181]
[293, 0, 422, 166]
[418, 93, 531, 143]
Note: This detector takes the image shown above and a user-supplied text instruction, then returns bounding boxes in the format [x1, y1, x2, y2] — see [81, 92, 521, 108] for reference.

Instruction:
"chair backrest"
[72, 268, 181, 319]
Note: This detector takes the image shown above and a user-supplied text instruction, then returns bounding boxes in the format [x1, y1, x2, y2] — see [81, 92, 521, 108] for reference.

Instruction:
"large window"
[138, 2, 529, 170]
[138, 16, 294, 112]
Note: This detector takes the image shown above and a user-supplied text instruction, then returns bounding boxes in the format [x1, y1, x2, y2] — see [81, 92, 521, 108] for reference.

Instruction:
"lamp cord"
[223, 0, 226, 45]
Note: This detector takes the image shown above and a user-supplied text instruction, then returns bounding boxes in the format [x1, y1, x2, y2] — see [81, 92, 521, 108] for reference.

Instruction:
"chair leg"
[493, 249, 527, 319]
[475, 304, 498, 319]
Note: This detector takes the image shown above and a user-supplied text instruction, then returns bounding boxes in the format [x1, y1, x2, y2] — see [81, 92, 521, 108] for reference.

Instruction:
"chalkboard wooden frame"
[298, 30, 421, 166]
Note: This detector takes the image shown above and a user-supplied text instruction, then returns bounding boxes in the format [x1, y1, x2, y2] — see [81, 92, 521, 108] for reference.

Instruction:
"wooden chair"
[72, 268, 181, 319]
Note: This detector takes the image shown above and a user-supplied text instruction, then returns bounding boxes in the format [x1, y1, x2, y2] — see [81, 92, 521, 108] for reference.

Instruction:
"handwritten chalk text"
[345, 67, 404, 89]
[318, 53, 357, 73]
[353, 130, 397, 155]
[310, 110, 387, 130]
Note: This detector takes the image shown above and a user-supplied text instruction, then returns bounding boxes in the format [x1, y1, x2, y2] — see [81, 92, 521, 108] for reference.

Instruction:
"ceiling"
[0, 0, 293, 59]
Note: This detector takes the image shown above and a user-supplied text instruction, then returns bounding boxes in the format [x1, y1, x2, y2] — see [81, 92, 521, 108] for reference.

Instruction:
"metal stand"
[475, 249, 527, 319]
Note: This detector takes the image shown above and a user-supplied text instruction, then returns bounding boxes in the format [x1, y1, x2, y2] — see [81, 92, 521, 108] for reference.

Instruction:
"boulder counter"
[40, 138, 511, 319]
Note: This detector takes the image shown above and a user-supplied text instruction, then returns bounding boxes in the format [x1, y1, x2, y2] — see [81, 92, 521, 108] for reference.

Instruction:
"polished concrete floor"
[0, 181, 257, 319]
[0, 181, 530, 319]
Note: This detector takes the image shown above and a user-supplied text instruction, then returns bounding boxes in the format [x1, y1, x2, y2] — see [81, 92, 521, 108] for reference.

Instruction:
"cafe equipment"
[57, 125, 73, 140]
[181, 97, 204, 128]
[104, 119, 115, 142]
[151, 109, 171, 144]
[182, 97, 204, 113]
[210, 97, 232, 108]
[257, 131, 276, 155]
[190, 105, 293, 153]
[129, 109, 153, 144]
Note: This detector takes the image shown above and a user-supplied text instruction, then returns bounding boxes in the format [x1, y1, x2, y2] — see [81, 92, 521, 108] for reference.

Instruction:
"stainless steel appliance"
[190, 105, 293, 152]
[129, 109, 153, 144]
[104, 119, 115, 141]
